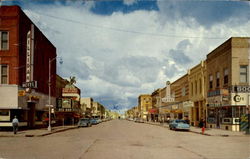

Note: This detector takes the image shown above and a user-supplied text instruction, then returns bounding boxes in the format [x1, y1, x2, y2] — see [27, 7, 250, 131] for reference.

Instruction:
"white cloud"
[22, 2, 250, 111]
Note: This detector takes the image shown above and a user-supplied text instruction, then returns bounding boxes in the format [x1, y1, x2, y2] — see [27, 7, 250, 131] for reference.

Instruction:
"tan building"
[150, 89, 161, 121]
[206, 37, 250, 131]
[92, 102, 106, 119]
[80, 97, 93, 118]
[138, 94, 152, 120]
[188, 61, 207, 126]
[168, 74, 189, 120]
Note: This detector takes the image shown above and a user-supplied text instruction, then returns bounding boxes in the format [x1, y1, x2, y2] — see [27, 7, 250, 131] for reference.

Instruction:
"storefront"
[207, 87, 249, 131]
[148, 108, 158, 122]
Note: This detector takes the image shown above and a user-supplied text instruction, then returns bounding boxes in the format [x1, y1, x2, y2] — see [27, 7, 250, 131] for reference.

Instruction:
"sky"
[2, 0, 250, 113]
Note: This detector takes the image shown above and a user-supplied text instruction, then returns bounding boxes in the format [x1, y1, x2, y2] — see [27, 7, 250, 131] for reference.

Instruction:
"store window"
[224, 68, 228, 85]
[209, 75, 213, 89]
[0, 31, 9, 50]
[0, 65, 8, 84]
[216, 72, 220, 88]
[240, 65, 248, 83]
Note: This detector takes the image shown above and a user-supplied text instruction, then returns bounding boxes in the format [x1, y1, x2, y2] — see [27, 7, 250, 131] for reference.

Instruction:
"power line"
[29, 10, 231, 40]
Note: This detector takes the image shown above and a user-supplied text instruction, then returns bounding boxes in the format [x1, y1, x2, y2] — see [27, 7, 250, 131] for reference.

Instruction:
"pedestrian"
[12, 116, 19, 134]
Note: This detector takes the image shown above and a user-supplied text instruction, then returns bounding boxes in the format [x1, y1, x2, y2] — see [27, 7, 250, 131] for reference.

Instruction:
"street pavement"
[0, 119, 249, 159]
[0, 120, 246, 137]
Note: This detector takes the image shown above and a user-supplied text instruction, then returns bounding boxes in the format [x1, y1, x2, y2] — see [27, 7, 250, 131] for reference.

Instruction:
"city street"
[0, 120, 249, 159]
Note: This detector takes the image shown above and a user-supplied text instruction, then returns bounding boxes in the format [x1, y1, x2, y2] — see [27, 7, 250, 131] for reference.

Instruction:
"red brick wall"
[0, 5, 57, 97]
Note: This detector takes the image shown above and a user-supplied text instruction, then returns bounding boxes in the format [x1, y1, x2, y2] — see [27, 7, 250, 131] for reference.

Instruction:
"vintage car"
[78, 118, 92, 127]
[169, 119, 190, 131]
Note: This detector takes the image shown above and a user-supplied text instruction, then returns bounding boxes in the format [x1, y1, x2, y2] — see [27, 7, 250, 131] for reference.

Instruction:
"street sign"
[22, 81, 37, 88]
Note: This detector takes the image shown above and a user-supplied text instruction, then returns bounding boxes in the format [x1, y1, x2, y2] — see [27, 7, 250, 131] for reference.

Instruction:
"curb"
[0, 126, 78, 137]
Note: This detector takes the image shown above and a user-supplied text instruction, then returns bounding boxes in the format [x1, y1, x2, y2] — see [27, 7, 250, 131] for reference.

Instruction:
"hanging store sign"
[22, 81, 37, 88]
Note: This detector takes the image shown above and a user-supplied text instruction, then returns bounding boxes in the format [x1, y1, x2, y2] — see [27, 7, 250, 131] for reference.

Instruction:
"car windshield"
[80, 119, 89, 121]
[175, 120, 186, 123]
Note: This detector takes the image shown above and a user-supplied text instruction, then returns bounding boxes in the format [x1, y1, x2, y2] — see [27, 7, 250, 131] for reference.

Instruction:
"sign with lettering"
[22, 81, 37, 88]
[62, 88, 79, 94]
[231, 85, 250, 93]
[230, 93, 248, 106]
[25, 25, 34, 92]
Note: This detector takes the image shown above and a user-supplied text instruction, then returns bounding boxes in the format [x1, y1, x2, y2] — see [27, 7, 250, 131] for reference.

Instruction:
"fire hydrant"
[202, 126, 205, 135]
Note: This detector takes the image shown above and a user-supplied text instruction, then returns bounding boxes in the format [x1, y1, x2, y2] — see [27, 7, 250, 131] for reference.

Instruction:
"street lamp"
[48, 56, 63, 131]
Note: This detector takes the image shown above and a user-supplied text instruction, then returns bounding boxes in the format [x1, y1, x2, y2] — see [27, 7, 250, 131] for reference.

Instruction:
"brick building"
[0, 5, 57, 128]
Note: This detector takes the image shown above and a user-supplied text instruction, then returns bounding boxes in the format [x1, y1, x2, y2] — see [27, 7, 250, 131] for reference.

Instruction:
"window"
[195, 80, 197, 95]
[209, 75, 213, 89]
[240, 65, 248, 83]
[199, 79, 202, 93]
[191, 83, 193, 96]
[224, 68, 228, 85]
[182, 87, 186, 96]
[1, 65, 8, 84]
[216, 72, 220, 88]
[0, 31, 9, 50]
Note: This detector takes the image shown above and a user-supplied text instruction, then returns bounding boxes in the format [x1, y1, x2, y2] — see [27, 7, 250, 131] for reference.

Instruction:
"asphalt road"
[0, 119, 249, 159]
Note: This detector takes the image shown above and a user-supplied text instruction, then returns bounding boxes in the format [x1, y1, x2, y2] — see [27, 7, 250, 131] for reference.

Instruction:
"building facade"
[188, 61, 207, 126]
[0, 6, 57, 128]
[80, 97, 93, 118]
[206, 37, 250, 131]
[138, 94, 152, 120]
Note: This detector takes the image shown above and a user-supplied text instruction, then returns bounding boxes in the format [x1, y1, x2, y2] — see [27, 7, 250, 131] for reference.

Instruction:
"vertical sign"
[26, 25, 34, 92]
[26, 31, 31, 92]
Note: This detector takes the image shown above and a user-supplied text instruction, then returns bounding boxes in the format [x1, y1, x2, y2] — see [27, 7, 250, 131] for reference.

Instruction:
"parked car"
[169, 119, 190, 131]
[96, 118, 102, 124]
[134, 118, 144, 123]
[78, 118, 92, 127]
[90, 118, 98, 125]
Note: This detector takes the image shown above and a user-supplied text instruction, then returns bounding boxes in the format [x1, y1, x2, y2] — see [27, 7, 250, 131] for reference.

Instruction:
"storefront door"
[28, 102, 35, 128]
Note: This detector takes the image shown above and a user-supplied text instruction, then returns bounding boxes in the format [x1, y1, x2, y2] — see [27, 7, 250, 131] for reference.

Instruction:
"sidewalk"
[0, 125, 78, 137]
[145, 121, 247, 137]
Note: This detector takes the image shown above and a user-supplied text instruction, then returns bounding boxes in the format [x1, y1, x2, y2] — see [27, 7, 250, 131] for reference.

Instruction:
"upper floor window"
[216, 72, 220, 88]
[240, 65, 248, 83]
[224, 68, 229, 85]
[209, 75, 213, 89]
[195, 80, 197, 95]
[199, 78, 202, 93]
[0, 65, 8, 84]
[191, 82, 193, 96]
[0, 31, 9, 50]
[181, 87, 186, 96]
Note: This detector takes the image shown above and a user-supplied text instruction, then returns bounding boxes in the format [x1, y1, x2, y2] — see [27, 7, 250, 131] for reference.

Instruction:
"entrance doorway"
[27, 102, 36, 128]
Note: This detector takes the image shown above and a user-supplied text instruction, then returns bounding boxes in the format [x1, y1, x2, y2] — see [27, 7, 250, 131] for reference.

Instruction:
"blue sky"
[1, 0, 250, 112]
